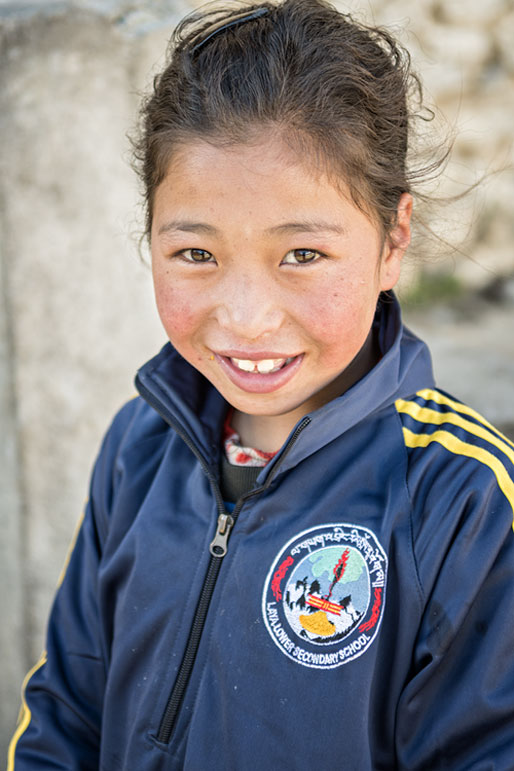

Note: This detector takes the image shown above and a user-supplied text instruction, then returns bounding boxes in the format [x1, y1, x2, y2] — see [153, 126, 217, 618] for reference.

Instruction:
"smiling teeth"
[231, 357, 293, 374]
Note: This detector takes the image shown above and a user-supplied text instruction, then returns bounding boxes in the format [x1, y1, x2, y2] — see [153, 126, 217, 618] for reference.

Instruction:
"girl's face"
[151, 136, 411, 448]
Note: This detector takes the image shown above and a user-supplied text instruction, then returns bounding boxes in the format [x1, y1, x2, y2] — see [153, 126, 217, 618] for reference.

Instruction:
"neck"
[231, 327, 379, 452]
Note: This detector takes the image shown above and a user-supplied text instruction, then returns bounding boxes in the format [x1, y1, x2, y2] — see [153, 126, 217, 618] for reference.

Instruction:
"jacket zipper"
[136, 375, 310, 745]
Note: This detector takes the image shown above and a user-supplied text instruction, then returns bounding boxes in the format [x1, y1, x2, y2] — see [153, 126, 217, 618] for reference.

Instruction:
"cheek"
[295, 276, 377, 346]
[154, 280, 200, 343]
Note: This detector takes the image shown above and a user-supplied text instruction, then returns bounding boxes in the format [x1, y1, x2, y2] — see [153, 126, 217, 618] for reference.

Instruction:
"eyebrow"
[158, 219, 347, 237]
[158, 220, 218, 236]
[266, 221, 347, 236]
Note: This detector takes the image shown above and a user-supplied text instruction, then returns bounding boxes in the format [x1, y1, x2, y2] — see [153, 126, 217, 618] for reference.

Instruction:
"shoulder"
[99, 394, 170, 458]
[395, 389, 514, 604]
[90, 395, 172, 520]
[394, 388, 514, 496]
[394, 387, 514, 575]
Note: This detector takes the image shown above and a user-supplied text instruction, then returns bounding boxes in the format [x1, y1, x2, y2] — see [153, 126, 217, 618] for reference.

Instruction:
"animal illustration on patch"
[263, 524, 387, 668]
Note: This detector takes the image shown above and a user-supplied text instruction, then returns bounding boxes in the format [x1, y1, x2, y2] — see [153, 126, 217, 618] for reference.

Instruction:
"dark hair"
[133, 0, 443, 242]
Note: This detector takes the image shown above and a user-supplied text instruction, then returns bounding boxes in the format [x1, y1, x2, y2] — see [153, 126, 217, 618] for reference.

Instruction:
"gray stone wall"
[1, 0, 513, 759]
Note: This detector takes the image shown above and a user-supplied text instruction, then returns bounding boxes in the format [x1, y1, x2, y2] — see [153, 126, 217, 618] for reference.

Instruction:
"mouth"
[213, 352, 303, 394]
[229, 356, 295, 374]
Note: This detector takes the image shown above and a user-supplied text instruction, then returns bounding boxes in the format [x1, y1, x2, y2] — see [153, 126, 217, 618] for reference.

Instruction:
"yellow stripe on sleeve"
[396, 399, 514, 470]
[402, 427, 514, 527]
[7, 651, 48, 771]
[8, 506, 88, 767]
[416, 388, 514, 449]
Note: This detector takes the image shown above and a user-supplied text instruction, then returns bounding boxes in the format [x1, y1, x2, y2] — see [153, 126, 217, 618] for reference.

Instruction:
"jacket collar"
[135, 295, 435, 474]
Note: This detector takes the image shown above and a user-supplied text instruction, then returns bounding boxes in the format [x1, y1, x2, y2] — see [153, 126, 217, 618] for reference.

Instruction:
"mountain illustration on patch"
[283, 546, 369, 645]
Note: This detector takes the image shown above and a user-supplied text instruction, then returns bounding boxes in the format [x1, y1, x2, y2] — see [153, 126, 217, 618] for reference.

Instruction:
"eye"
[179, 248, 215, 263]
[281, 248, 323, 265]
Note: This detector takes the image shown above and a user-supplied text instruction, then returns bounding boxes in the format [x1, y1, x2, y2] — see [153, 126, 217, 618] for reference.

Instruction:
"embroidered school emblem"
[262, 523, 387, 669]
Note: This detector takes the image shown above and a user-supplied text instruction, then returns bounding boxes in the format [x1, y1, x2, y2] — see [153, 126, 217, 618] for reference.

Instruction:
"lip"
[214, 352, 304, 394]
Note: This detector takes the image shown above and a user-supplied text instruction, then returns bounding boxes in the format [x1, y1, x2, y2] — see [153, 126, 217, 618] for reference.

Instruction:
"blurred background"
[1, 0, 513, 757]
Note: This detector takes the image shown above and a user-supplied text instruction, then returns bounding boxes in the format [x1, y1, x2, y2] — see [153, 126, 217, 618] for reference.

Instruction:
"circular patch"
[262, 523, 387, 669]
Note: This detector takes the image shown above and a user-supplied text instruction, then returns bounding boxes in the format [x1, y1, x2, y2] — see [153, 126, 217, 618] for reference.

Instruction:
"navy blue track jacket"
[9, 298, 514, 769]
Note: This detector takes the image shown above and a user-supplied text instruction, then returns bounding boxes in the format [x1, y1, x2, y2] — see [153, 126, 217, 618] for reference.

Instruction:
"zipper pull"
[209, 513, 234, 557]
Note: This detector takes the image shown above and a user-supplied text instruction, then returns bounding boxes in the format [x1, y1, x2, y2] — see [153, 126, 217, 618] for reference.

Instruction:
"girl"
[9, 1, 514, 768]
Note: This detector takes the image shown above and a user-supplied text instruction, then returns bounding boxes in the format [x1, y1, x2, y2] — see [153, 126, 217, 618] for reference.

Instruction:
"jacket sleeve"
[7, 402, 134, 771]
[395, 437, 514, 770]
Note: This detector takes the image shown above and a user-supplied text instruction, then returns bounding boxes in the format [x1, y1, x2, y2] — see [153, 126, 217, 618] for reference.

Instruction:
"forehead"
[152, 136, 379, 241]
[165, 136, 327, 196]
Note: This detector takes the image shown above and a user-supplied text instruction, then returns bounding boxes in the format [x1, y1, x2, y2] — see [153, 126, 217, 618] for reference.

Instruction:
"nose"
[214, 269, 284, 340]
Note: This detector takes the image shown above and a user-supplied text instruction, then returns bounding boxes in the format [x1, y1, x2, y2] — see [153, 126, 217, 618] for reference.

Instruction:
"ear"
[379, 193, 413, 291]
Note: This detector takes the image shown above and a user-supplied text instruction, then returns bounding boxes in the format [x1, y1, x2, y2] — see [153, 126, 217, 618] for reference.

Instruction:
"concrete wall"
[1, 0, 513, 758]
[0, 0, 184, 752]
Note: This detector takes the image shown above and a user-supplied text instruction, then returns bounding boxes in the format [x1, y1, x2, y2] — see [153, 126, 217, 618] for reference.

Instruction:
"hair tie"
[191, 7, 269, 54]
